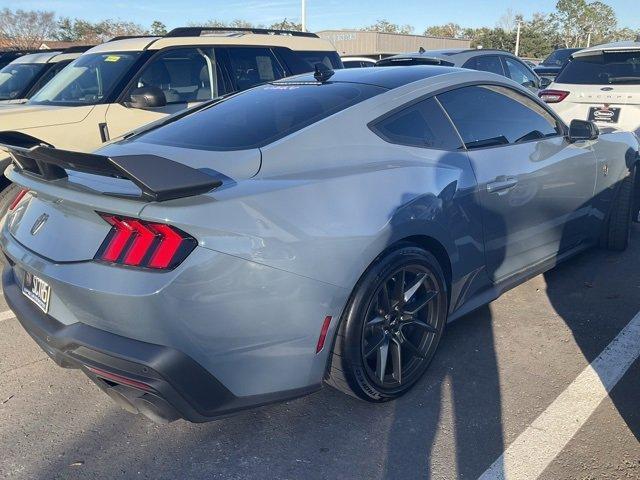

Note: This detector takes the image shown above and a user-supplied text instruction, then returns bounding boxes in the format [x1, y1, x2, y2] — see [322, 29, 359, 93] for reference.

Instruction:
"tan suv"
[0, 27, 341, 212]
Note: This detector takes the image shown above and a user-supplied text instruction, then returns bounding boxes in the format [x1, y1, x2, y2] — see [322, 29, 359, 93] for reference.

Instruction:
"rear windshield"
[541, 49, 576, 66]
[133, 81, 386, 150]
[555, 51, 640, 85]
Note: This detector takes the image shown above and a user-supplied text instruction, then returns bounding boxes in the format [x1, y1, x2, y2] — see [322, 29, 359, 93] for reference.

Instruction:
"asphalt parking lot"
[1, 229, 639, 479]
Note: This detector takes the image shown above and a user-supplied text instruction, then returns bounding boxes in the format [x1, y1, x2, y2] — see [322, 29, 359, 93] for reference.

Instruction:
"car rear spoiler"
[0, 131, 222, 202]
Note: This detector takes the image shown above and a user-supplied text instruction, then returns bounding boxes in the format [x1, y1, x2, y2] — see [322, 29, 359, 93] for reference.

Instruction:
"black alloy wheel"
[326, 245, 448, 401]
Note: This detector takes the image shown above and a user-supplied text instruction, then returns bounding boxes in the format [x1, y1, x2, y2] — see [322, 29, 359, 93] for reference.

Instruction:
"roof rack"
[165, 27, 319, 39]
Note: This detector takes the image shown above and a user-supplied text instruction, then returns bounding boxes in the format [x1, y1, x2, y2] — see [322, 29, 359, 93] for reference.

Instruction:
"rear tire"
[325, 244, 448, 402]
[602, 171, 634, 252]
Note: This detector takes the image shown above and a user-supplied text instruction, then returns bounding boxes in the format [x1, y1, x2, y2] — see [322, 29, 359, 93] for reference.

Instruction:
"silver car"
[1, 66, 637, 423]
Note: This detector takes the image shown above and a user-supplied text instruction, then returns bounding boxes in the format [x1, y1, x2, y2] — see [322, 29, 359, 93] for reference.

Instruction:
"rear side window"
[372, 97, 462, 150]
[504, 57, 538, 88]
[296, 51, 342, 69]
[134, 82, 386, 150]
[555, 51, 640, 85]
[438, 85, 561, 149]
[464, 55, 505, 76]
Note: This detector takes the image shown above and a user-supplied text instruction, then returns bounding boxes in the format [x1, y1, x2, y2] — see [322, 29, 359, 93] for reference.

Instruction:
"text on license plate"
[22, 271, 51, 313]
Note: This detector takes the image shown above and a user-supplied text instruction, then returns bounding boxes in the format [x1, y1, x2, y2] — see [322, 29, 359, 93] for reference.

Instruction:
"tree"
[150, 20, 167, 36]
[362, 20, 414, 35]
[497, 8, 518, 32]
[0, 8, 57, 49]
[191, 19, 255, 29]
[269, 18, 302, 31]
[54, 18, 145, 43]
[551, 0, 617, 47]
[424, 23, 464, 38]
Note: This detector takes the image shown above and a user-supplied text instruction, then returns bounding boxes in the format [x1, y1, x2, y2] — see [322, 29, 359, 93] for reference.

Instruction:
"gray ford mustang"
[1, 66, 638, 423]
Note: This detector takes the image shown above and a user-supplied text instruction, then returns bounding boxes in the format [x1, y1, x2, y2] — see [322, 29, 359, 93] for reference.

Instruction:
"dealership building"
[317, 30, 471, 59]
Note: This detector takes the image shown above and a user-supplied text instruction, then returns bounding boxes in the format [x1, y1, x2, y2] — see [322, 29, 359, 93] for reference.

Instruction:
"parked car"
[539, 41, 640, 221]
[0, 50, 40, 69]
[0, 27, 342, 218]
[538, 41, 639, 137]
[1, 66, 637, 423]
[341, 56, 377, 68]
[534, 47, 581, 80]
[0, 46, 93, 104]
[375, 48, 546, 92]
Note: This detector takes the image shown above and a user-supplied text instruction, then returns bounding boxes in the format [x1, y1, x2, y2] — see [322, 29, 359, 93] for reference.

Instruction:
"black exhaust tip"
[133, 394, 180, 424]
[104, 385, 140, 414]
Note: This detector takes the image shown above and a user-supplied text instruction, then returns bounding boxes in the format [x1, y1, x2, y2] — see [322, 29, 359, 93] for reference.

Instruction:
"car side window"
[372, 97, 463, 150]
[504, 57, 538, 89]
[226, 47, 285, 91]
[437, 85, 561, 149]
[129, 47, 229, 105]
[464, 55, 505, 76]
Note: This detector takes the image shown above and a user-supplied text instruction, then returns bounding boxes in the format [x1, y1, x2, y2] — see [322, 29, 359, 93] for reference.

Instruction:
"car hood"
[0, 104, 95, 130]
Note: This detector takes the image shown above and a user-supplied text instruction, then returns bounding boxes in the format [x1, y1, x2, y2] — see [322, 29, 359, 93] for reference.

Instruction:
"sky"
[5, 0, 640, 31]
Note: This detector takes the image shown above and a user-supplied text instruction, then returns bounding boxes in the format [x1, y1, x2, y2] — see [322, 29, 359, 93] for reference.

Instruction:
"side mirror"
[567, 119, 599, 142]
[127, 86, 167, 109]
[539, 77, 552, 89]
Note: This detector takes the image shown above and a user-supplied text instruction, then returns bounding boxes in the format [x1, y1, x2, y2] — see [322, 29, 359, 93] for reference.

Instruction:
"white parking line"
[0, 309, 15, 322]
[478, 312, 640, 480]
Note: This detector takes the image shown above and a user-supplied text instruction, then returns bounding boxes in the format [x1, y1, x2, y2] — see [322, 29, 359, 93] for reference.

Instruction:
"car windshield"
[28, 52, 141, 106]
[555, 51, 640, 85]
[132, 81, 387, 150]
[0, 63, 45, 100]
[541, 49, 575, 66]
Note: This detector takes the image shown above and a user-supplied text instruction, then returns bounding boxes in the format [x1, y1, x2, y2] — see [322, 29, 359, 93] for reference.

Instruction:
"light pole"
[301, 0, 307, 32]
[514, 21, 521, 56]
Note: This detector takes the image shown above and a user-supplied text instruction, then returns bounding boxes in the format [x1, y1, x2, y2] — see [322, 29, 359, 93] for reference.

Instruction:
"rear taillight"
[95, 213, 196, 270]
[538, 89, 570, 103]
[8, 188, 28, 211]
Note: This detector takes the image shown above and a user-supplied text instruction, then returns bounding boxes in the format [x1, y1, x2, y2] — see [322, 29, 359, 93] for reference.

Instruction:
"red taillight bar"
[538, 89, 570, 104]
[8, 188, 28, 211]
[95, 213, 196, 270]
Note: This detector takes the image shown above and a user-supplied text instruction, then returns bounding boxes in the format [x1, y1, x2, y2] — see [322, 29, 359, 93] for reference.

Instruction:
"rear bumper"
[3, 264, 320, 423]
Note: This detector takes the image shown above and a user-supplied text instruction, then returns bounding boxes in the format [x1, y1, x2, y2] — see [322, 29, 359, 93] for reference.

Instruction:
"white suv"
[539, 41, 640, 137]
[0, 27, 341, 214]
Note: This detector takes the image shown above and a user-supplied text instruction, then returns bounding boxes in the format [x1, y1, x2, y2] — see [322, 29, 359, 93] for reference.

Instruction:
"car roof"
[6, 51, 62, 65]
[573, 41, 640, 57]
[278, 65, 466, 89]
[86, 31, 336, 55]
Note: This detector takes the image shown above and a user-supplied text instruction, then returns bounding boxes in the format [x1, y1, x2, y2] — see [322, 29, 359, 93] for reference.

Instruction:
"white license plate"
[22, 271, 51, 314]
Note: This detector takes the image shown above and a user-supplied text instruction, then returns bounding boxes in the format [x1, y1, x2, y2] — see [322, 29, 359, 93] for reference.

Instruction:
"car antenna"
[419, 47, 425, 54]
[314, 63, 334, 83]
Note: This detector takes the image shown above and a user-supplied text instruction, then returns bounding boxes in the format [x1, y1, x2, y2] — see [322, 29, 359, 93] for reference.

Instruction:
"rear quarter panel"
[140, 100, 487, 311]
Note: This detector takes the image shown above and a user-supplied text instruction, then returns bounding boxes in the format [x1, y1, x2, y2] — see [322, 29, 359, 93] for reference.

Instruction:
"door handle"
[487, 176, 518, 195]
